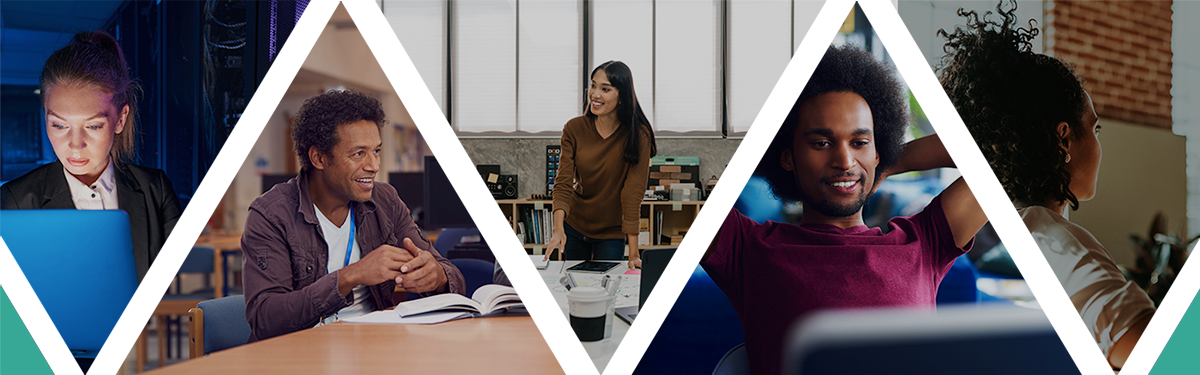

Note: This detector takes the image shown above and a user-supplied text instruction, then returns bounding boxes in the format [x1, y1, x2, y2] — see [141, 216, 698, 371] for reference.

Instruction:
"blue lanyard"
[343, 205, 355, 268]
[324, 205, 356, 324]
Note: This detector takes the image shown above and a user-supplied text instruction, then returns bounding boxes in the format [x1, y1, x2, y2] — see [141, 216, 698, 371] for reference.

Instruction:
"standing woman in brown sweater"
[542, 61, 657, 268]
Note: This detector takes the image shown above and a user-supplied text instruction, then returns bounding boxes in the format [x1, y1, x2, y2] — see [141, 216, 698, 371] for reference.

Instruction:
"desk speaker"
[496, 174, 518, 199]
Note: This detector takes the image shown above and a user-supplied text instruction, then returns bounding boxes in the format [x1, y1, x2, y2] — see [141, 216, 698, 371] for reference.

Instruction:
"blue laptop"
[1, 209, 138, 360]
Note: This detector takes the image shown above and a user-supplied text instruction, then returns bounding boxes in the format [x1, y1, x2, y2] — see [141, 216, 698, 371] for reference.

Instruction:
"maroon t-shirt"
[702, 195, 970, 375]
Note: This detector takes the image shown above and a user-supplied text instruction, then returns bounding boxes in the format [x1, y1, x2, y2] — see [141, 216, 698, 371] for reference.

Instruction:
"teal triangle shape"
[1150, 293, 1200, 374]
[1, 286, 54, 375]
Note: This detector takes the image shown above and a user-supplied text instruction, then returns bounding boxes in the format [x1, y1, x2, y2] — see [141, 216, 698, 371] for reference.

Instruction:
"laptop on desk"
[616, 247, 676, 324]
[784, 305, 1078, 375]
[1, 209, 138, 361]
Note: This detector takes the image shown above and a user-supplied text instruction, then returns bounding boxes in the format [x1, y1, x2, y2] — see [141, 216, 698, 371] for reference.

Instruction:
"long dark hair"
[937, 1, 1088, 210]
[40, 30, 141, 162]
[584, 61, 658, 164]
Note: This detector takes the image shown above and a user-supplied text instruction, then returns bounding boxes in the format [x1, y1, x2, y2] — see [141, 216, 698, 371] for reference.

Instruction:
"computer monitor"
[784, 305, 1077, 374]
[261, 173, 295, 194]
[388, 172, 424, 226]
[617, 247, 678, 324]
[0, 210, 138, 359]
[423, 156, 474, 229]
[640, 247, 677, 309]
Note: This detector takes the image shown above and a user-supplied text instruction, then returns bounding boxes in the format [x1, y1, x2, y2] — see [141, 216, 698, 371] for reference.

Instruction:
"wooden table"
[195, 231, 244, 299]
[146, 315, 563, 374]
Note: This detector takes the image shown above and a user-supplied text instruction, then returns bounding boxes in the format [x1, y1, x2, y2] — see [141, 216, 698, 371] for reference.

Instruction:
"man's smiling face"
[780, 91, 879, 220]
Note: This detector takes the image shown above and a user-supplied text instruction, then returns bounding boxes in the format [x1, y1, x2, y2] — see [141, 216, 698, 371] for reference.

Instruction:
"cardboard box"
[670, 183, 699, 201]
[648, 156, 701, 191]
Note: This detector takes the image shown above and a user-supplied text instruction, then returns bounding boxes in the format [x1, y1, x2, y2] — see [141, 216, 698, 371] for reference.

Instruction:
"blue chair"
[435, 227, 494, 263]
[188, 295, 250, 358]
[159, 246, 218, 362]
[450, 258, 495, 296]
[635, 266, 744, 374]
[434, 227, 481, 255]
[712, 343, 750, 375]
[936, 256, 1012, 305]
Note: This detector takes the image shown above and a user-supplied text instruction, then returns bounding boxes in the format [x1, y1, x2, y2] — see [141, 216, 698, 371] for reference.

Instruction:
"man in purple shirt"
[702, 45, 988, 374]
[242, 90, 464, 342]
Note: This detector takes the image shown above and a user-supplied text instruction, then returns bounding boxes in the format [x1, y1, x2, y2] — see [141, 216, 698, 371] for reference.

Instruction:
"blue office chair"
[434, 227, 495, 263]
[712, 343, 750, 375]
[161, 246, 218, 360]
[450, 258, 495, 296]
[434, 227, 481, 255]
[188, 295, 250, 358]
[635, 266, 745, 374]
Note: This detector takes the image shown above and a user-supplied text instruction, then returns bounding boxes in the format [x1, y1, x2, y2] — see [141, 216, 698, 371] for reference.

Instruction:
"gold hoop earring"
[1065, 153, 1071, 164]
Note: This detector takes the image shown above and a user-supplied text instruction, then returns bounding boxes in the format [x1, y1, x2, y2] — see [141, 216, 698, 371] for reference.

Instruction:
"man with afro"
[242, 90, 464, 342]
[702, 44, 988, 374]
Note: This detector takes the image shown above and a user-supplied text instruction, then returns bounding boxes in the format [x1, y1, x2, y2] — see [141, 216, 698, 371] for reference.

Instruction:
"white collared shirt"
[64, 159, 119, 210]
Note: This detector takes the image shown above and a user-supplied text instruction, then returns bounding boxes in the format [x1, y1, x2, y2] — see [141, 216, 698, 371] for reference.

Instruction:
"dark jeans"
[563, 223, 625, 260]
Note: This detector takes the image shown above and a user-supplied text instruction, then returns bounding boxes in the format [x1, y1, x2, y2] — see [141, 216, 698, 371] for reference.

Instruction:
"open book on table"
[344, 284, 522, 324]
[396, 284, 522, 317]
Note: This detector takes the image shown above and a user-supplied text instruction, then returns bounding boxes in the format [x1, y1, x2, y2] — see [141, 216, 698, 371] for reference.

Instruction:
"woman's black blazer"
[1, 160, 183, 282]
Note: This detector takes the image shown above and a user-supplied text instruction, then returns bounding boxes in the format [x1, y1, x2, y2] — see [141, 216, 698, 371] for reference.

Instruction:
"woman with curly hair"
[937, 1, 1153, 368]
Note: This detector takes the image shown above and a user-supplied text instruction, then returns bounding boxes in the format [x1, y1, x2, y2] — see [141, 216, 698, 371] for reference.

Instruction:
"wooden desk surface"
[196, 231, 244, 252]
[149, 315, 563, 374]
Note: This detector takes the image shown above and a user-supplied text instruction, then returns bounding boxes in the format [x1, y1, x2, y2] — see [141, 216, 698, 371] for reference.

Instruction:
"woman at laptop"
[937, 3, 1153, 368]
[542, 61, 657, 269]
[0, 31, 182, 283]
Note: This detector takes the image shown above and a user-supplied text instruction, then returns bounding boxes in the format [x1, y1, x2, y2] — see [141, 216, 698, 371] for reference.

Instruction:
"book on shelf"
[535, 208, 542, 244]
[516, 221, 526, 244]
[654, 211, 664, 245]
[521, 206, 555, 245]
[522, 210, 535, 244]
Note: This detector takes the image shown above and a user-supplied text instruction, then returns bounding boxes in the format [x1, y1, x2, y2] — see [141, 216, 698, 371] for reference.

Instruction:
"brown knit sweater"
[552, 116, 652, 238]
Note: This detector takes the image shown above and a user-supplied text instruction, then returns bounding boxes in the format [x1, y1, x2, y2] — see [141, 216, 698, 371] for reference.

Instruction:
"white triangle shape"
[0, 1, 343, 374]
[340, 1, 590, 374]
[5, 1, 1188, 375]
[604, 4, 862, 375]
[857, 2, 1111, 372]
[879, 2, 1197, 374]
[1119, 240, 1200, 374]
[600, 1, 1128, 374]
[0, 237, 80, 374]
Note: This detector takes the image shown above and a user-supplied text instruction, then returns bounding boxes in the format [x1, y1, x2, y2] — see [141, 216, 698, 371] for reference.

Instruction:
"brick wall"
[1045, 0, 1173, 129]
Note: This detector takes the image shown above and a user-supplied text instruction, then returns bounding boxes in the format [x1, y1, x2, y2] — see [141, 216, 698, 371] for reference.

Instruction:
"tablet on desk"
[566, 260, 620, 273]
[529, 255, 549, 270]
